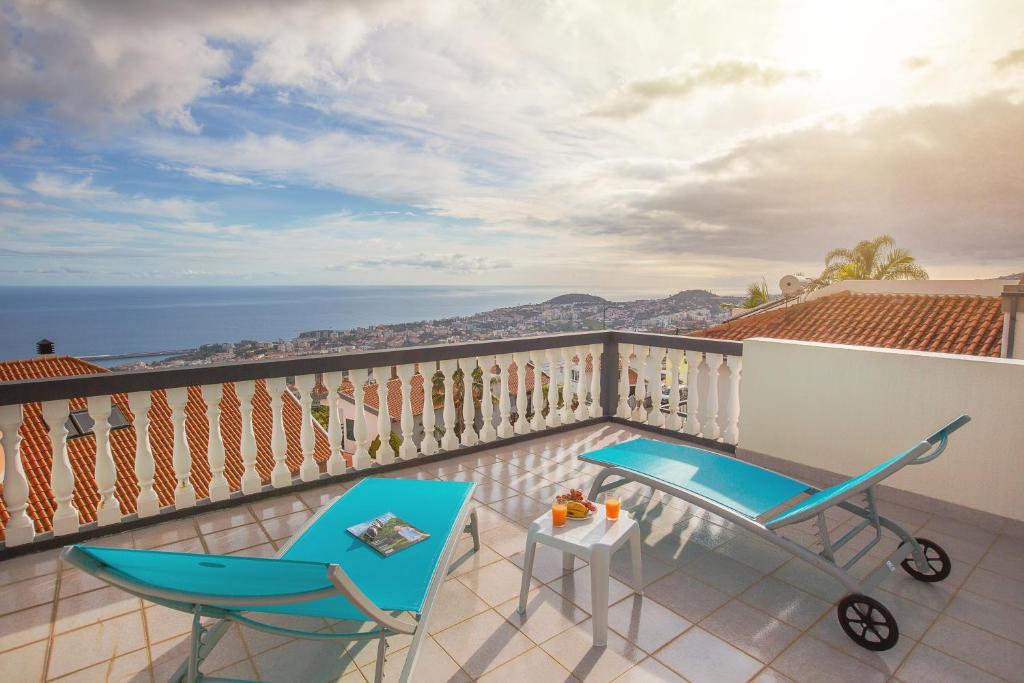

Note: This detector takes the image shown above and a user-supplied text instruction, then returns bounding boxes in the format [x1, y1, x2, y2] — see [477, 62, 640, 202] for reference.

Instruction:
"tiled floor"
[1, 424, 1022, 682]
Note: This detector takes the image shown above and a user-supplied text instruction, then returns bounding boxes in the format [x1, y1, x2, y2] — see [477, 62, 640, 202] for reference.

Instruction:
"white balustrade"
[265, 378, 291, 486]
[588, 344, 602, 418]
[350, 369, 373, 467]
[574, 348, 588, 422]
[529, 351, 547, 430]
[294, 374, 320, 480]
[496, 354, 513, 438]
[0, 404, 34, 545]
[478, 359, 496, 442]
[513, 352, 529, 434]
[683, 350, 702, 436]
[698, 353, 721, 440]
[235, 380, 262, 493]
[396, 364, 418, 458]
[666, 349, 684, 431]
[126, 392, 160, 516]
[373, 367, 396, 465]
[632, 347, 648, 422]
[88, 394, 126, 522]
[616, 344, 631, 418]
[560, 347, 576, 424]
[460, 359, 479, 446]
[163, 388, 196, 510]
[41, 400, 79, 534]
[721, 356, 742, 444]
[200, 384, 230, 501]
[440, 360, 459, 450]
[323, 372, 348, 474]
[545, 347, 562, 428]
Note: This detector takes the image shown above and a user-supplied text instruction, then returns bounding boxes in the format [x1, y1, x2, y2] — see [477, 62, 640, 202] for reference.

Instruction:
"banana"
[566, 501, 588, 518]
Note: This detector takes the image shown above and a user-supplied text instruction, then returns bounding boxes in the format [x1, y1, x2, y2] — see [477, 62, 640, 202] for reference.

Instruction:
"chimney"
[1000, 278, 1024, 359]
[36, 338, 55, 356]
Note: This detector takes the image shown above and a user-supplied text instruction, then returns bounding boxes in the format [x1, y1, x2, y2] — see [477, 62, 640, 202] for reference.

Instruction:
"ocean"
[0, 285, 658, 364]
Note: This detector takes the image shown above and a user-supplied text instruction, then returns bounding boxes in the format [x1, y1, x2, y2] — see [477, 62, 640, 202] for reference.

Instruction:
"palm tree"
[740, 277, 771, 308]
[809, 235, 927, 290]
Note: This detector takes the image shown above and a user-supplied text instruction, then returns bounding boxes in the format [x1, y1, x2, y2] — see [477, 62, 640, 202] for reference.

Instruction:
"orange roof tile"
[0, 356, 334, 540]
[692, 292, 1003, 357]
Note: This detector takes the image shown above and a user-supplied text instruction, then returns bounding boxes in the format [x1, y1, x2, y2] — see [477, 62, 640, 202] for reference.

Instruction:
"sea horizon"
[0, 284, 669, 363]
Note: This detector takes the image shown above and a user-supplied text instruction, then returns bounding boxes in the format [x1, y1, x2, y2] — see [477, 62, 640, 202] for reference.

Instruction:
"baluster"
[0, 405, 34, 545]
[323, 372, 348, 474]
[396, 364, 418, 458]
[721, 356, 742, 444]
[616, 344, 631, 418]
[88, 395, 126, 522]
[200, 384, 229, 500]
[163, 389, 195, 509]
[683, 350, 702, 436]
[574, 347, 588, 421]
[512, 352, 530, 434]
[350, 369, 373, 467]
[373, 367, 395, 465]
[545, 347, 562, 428]
[419, 363, 439, 455]
[439, 360, 459, 450]
[478, 359, 496, 442]
[588, 344, 602, 418]
[294, 374, 320, 480]
[126, 392, 159, 516]
[666, 349, 684, 431]
[632, 347, 648, 422]
[235, 381, 262, 493]
[40, 400, 79, 534]
[559, 347, 576, 424]
[460, 358, 479, 446]
[529, 351, 547, 430]
[265, 378, 291, 486]
[698, 353, 721, 440]
[495, 354, 513, 438]
[649, 348, 667, 427]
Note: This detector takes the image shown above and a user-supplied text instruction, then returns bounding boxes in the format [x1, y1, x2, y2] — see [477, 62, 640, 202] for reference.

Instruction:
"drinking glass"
[604, 495, 621, 521]
[552, 502, 568, 527]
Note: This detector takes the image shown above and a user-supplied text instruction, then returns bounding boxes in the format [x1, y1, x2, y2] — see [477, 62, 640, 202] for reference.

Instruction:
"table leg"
[518, 533, 537, 615]
[590, 548, 609, 647]
[629, 523, 643, 595]
[562, 551, 574, 572]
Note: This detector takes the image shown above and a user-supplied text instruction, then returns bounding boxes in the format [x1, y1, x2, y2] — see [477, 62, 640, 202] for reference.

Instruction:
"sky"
[1, 0, 1022, 294]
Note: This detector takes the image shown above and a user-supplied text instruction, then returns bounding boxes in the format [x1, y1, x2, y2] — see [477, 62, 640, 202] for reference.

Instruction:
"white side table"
[517, 507, 642, 646]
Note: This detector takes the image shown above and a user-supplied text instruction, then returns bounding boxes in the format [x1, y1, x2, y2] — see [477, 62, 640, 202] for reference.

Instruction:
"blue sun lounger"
[583, 415, 970, 652]
[61, 478, 479, 683]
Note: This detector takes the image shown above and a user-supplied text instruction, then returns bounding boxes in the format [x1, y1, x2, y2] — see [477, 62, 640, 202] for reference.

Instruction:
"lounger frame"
[584, 419, 968, 600]
[62, 495, 480, 683]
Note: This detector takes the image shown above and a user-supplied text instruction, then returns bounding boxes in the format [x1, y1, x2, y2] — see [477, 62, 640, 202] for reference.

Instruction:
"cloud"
[591, 61, 813, 118]
[994, 48, 1024, 71]
[0, 177, 20, 194]
[12, 136, 42, 151]
[903, 56, 931, 70]
[602, 94, 1024, 263]
[335, 252, 512, 273]
[26, 172, 207, 219]
[182, 166, 257, 186]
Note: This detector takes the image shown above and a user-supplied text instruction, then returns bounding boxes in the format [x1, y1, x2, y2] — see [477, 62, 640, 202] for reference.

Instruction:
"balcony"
[0, 331, 1021, 681]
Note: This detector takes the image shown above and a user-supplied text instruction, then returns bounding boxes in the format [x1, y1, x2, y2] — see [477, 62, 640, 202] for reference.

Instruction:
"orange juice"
[552, 502, 568, 527]
[604, 496, 621, 520]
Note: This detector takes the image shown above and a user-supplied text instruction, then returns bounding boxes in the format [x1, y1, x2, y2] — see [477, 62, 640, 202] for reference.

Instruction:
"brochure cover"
[347, 512, 430, 557]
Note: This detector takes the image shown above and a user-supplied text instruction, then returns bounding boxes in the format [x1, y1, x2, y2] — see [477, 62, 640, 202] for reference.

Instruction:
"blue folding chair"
[583, 415, 970, 651]
[62, 478, 480, 683]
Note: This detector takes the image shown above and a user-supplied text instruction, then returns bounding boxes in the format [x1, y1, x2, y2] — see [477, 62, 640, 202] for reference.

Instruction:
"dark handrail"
[0, 330, 742, 406]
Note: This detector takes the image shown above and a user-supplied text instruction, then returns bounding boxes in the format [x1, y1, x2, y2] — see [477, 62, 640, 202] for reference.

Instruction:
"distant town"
[115, 290, 741, 370]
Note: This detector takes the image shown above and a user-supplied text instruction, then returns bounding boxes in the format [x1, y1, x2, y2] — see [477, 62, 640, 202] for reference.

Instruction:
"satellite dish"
[779, 275, 805, 298]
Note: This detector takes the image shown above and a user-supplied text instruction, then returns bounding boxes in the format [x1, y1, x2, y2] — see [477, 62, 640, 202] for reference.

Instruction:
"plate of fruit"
[557, 489, 597, 521]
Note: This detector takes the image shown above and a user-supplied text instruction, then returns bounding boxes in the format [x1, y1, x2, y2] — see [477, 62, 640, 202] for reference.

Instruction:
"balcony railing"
[0, 330, 742, 555]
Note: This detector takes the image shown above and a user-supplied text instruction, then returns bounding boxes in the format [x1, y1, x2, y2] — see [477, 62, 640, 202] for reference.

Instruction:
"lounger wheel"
[837, 593, 899, 651]
[900, 537, 951, 583]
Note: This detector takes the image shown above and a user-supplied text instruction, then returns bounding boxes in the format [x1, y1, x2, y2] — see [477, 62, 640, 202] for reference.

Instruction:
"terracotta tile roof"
[692, 292, 1004, 357]
[0, 356, 334, 540]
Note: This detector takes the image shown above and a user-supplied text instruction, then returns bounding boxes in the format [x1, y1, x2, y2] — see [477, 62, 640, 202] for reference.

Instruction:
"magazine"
[347, 512, 430, 557]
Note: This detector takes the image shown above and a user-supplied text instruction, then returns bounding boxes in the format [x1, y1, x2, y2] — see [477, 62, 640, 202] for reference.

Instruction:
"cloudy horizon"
[1, 0, 1022, 294]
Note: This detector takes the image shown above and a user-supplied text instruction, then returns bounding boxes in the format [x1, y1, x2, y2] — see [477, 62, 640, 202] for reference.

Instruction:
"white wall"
[738, 338, 1024, 521]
